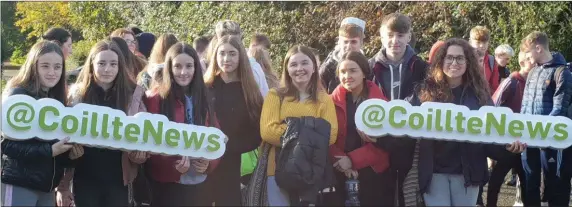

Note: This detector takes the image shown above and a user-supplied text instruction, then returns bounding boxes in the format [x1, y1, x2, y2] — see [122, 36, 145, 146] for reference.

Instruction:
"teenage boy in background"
[369, 12, 428, 207]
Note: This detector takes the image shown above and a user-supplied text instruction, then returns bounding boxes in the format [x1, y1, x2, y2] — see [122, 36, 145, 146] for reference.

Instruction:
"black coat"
[1, 87, 74, 192]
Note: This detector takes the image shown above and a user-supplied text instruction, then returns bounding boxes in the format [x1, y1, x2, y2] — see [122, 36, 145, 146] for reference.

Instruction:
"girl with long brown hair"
[406, 38, 525, 206]
[137, 33, 179, 90]
[1, 40, 80, 206]
[143, 42, 221, 206]
[325, 51, 390, 206]
[202, 35, 263, 206]
[259, 45, 338, 206]
[56, 40, 148, 206]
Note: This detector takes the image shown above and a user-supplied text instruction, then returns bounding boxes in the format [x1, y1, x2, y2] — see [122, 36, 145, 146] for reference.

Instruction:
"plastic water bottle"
[345, 178, 360, 206]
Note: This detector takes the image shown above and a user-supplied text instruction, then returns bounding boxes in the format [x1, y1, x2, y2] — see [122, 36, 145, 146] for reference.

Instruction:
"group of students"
[1, 11, 570, 207]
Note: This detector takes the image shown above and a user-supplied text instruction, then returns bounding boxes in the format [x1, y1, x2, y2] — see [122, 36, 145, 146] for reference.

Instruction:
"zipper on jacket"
[49, 157, 56, 192]
[530, 67, 542, 113]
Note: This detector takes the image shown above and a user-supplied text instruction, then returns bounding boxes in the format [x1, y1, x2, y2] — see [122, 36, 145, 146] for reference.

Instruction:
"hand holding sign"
[192, 159, 209, 174]
[175, 156, 191, 174]
[69, 144, 84, 160]
[506, 141, 527, 153]
[52, 137, 73, 157]
[128, 151, 148, 164]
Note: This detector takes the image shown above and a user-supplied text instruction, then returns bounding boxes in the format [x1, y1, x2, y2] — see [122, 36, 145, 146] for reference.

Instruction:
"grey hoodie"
[369, 45, 418, 100]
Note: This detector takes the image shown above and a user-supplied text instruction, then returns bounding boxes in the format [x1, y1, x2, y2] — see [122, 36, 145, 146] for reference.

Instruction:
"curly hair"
[418, 38, 490, 106]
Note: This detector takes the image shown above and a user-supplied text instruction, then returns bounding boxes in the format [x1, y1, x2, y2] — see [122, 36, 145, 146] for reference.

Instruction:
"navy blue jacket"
[521, 52, 572, 117]
[406, 87, 509, 194]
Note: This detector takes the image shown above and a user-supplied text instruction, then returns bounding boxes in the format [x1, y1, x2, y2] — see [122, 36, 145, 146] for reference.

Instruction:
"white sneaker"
[513, 201, 523, 207]
[541, 202, 549, 206]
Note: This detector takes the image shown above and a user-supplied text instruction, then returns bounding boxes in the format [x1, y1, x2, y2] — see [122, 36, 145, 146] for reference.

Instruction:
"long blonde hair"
[249, 47, 279, 89]
[204, 35, 263, 121]
[4, 40, 67, 104]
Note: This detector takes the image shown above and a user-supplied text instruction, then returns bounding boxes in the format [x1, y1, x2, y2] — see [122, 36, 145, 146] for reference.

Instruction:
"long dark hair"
[4, 40, 67, 104]
[154, 42, 214, 126]
[418, 38, 490, 106]
[75, 40, 135, 113]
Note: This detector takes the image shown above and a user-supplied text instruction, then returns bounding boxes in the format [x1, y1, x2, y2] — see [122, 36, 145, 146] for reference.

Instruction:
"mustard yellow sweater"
[260, 89, 338, 176]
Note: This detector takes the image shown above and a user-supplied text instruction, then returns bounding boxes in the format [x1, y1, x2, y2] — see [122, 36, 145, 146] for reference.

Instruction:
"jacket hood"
[374, 45, 417, 68]
[548, 52, 567, 66]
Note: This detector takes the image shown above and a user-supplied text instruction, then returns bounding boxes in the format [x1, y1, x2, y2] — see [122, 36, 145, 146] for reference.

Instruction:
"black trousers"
[319, 168, 396, 206]
[523, 148, 572, 207]
[73, 179, 128, 207]
[486, 154, 526, 207]
[148, 179, 206, 206]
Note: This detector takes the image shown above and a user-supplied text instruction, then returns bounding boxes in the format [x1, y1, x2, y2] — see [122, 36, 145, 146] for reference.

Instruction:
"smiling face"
[37, 52, 64, 90]
[93, 50, 119, 89]
[216, 43, 239, 74]
[171, 53, 195, 87]
[287, 52, 315, 87]
[443, 45, 467, 82]
[338, 60, 365, 92]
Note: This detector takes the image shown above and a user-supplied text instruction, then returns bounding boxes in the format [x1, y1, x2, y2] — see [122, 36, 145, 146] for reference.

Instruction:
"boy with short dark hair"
[369, 12, 429, 207]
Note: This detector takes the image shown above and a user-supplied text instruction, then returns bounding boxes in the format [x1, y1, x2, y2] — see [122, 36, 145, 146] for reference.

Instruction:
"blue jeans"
[267, 176, 290, 206]
[423, 173, 478, 206]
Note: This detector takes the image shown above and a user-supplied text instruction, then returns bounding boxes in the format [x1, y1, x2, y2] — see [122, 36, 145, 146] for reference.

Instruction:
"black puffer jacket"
[275, 117, 335, 204]
[1, 87, 74, 192]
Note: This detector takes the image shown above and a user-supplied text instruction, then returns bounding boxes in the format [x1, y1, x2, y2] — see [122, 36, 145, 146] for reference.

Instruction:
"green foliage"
[2, 2, 28, 63]
[67, 39, 96, 70]
[6, 1, 572, 75]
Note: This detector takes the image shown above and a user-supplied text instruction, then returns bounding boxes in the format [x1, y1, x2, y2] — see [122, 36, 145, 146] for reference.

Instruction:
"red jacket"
[329, 81, 390, 173]
[492, 71, 526, 113]
[144, 90, 221, 183]
[483, 54, 500, 93]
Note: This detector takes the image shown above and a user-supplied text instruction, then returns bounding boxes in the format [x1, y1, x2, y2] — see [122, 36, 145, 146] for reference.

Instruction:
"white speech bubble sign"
[355, 99, 572, 149]
[1, 94, 226, 160]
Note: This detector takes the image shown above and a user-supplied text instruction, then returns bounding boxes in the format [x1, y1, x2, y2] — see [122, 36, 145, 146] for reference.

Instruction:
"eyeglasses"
[444, 55, 466, 64]
[125, 39, 137, 45]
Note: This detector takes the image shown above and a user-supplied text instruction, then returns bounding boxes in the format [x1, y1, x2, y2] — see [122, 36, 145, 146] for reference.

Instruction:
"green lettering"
[124, 124, 139, 143]
[467, 117, 482, 134]
[486, 113, 506, 136]
[143, 120, 163, 145]
[184, 131, 205, 150]
[112, 117, 123, 140]
[455, 112, 466, 133]
[426, 108, 433, 130]
[80, 111, 89, 136]
[39, 106, 58, 131]
[61, 115, 79, 134]
[508, 120, 524, 137]
[207, 134, 221, 152]
[165, 129, 180, 147]
[408, 113, 424, 130]
[526, 121, 551, 139]
[445, 110, 454, 132]
[435, 109, 443, 131]
[101, 114, 110, 139]
[389, 106, 406, 128]
[90, 112, 99, 137]
[554, 123, 568, 141]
